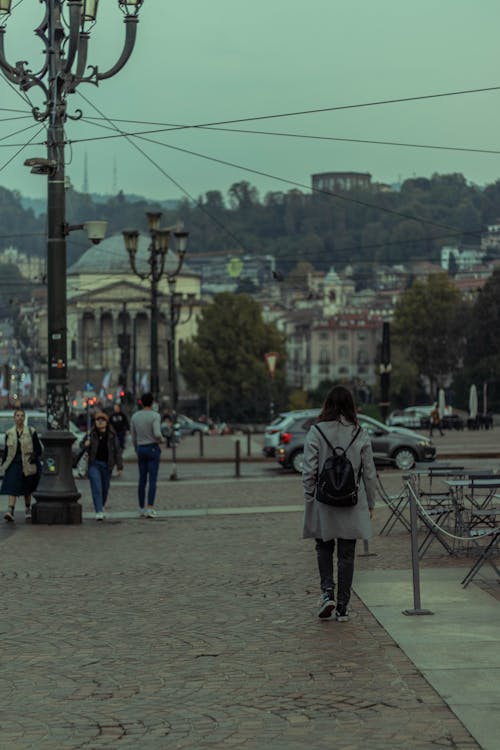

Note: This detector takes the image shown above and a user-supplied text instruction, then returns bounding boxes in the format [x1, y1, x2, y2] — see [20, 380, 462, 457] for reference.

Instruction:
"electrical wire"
[76, 82, 500, 130]
[118, 131, 486, 236]
[75, 114, 485, 241]
[78, 116, 500, 158]
[0, 121, 48, 146]
[76, 90, 254, 253]
[0, 124, 46, 174]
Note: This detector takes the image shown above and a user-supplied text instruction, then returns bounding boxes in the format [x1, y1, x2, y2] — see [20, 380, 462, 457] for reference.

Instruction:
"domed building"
[35, 233, 201, 404]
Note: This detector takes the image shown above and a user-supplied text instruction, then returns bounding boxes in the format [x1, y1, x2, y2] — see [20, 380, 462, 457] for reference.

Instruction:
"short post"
[358, 539, 377, 557]
[403, 482, 434, 616]
[199, 431, 204, 457]
[235, 439, 241, 478]
[246, 429, 251, 457]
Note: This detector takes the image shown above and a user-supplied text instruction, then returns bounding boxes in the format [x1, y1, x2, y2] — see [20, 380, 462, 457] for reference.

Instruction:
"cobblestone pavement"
[0, 467, 488, 749]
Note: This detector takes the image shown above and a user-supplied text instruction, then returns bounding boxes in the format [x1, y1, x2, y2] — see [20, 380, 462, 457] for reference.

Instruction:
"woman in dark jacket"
[85, 411, 123, 521]
[302, 386, 377, 622]
[2, 408, 42, 522]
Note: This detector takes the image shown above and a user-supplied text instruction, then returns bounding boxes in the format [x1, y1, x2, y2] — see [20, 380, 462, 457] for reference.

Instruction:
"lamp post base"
[32, 501, 82, 525]
[32, 430, 82, 525]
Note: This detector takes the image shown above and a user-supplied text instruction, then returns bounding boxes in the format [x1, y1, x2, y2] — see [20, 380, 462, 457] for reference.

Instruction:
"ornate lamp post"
[0, 0, 143, 524]
[122, 215, 189, 404]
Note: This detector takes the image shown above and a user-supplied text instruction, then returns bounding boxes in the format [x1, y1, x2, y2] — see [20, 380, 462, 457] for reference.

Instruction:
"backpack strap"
[314, 424, 361, 454]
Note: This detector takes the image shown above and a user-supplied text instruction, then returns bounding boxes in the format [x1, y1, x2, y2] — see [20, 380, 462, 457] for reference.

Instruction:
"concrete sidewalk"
[2, 468, 497, 748]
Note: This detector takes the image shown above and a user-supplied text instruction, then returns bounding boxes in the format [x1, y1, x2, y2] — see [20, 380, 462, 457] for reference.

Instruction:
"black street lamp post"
[0, 0, 143, 524]
[122, 214, 188, 405]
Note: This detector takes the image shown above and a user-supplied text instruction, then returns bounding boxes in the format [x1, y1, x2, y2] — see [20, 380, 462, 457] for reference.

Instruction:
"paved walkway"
[1, 464, 497, 749]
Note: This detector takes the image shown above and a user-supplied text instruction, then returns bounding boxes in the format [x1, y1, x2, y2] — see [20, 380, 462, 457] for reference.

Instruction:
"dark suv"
[276, 412, 436, 473]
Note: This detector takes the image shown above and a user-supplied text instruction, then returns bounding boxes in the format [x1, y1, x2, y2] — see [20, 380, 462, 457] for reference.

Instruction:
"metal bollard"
[403, 482, 433, 616]
[358, 539, 377, 557]
[247, 429, 251, 457]
[199, 430, 204, 457]
[235, 439, 241, 478]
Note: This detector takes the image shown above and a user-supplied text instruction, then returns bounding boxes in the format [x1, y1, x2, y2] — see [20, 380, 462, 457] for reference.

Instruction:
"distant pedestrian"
[302, 386, 377, 622]
[131, 392, 163, 518]
[109, 402, 130, 450]
[85, 411, 123, 521]
[2, 408, 42, 522]
[429, 407, 444, 437]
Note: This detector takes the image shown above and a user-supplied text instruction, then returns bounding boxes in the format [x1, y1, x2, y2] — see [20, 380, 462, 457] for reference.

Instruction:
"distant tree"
[393, 274, 465, 399]
[179, 293, 287, 421]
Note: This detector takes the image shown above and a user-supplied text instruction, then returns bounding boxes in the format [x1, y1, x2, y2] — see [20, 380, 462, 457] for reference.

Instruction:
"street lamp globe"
[174, 230, 189, 255]
[0, 0, 12, 17]
[122, 229, 139, 258]
[155, 229, 171, 253]
[119, 0, 144, 18]
[81, 0, 99, 22]
[146, 211, 162, 232]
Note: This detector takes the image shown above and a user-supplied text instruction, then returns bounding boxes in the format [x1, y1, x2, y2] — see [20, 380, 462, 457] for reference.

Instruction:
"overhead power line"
[78, 82, 500, 131]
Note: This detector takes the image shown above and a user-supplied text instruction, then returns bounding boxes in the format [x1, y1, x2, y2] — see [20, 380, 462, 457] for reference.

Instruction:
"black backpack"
[314, 425, 362, 507]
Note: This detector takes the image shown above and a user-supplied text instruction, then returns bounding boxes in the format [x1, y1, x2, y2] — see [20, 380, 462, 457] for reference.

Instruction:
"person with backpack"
[302, 386, 377, 622]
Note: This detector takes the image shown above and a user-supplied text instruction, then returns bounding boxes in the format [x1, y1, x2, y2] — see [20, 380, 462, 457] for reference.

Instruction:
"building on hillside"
[187, 253, 276, 295]
[283, 308, 382, 394]
[440, 245, 485, 271]
[0, 246, 44, 281]
[311, 171, 372, 193]
[481, 223, 500, 251]
[32, 234, 202, 403]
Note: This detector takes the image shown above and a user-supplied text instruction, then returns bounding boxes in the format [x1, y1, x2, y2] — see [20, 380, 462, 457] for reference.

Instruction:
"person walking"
[429, 406, 444, 437]
[2, 408, 42, 522]
[302, 386, 377, 622]
[109, 402, 130, 450]
[130, 392, 163, 518]
[85, 411, 123, 521]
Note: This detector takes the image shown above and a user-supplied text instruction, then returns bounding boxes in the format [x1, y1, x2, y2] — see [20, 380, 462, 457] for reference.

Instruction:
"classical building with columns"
[34, 234, 202, 404]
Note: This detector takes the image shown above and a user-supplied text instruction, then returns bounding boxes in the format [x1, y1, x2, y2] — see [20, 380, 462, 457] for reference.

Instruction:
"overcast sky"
[1, 0, 500, 206]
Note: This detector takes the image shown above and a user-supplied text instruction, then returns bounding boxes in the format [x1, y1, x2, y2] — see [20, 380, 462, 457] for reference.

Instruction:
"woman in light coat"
[2, 408, 42, 522]
[302, 386, 377, 622]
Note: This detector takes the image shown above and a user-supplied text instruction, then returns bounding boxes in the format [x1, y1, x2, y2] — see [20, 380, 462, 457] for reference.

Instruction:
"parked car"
[387, 406, 433, 428]
[276, 411, 436, 473]
[176, 415, 210, 436]
[263, 409, 321, 457]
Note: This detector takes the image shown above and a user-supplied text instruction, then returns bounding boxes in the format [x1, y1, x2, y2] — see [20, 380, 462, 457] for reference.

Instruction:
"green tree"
[178, 293, 287, 421]
[393, 274, 465, 398]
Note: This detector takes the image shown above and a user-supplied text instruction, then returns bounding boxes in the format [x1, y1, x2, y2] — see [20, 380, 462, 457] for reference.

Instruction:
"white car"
[387, 406, 433, 429]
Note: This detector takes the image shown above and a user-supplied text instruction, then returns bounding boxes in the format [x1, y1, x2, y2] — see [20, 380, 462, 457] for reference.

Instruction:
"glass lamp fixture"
[118, 0, 144, 17]
[155, 229, 171, 253]
[174, 231, 189, 255]
[146, 211, 162, 232]
[122, 229, 139, 256]
[81, 0, 99, 21]
[0, 0, 12, 17]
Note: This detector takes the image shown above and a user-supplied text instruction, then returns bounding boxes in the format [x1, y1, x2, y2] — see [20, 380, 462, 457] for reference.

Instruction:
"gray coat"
[302, 419, 377, 541]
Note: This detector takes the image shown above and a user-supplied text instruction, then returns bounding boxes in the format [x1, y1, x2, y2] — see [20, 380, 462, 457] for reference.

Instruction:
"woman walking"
[2, 408, 42, 522]
[302, 386, 377, 621]
[85, 411, 123, 521]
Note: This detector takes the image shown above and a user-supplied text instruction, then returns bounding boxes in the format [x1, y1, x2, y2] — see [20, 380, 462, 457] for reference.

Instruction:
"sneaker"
[335, 605, 349, 622]
[145, 507, 157, 518]
[139, 509, 146, 518]
[25, 507, 32, 521]
[95, 512, 104, 521]
[4, 509, 14, 523]
[318, 592, 335, 619]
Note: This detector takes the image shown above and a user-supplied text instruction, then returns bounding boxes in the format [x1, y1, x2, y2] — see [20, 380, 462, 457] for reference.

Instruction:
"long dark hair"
[318, 385, 357, 424]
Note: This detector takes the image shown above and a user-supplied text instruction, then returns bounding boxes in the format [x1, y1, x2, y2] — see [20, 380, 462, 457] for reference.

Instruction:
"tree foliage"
[392, 274, 466, 398]
[179, 293, 287, 421]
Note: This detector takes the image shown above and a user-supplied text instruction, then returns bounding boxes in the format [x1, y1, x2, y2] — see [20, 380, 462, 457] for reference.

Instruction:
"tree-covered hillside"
[2, 173, 500, 271]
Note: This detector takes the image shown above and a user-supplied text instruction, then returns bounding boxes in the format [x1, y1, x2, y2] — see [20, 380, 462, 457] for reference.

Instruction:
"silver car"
[276, 412, 436, 473]
[263, 409, 321, 457]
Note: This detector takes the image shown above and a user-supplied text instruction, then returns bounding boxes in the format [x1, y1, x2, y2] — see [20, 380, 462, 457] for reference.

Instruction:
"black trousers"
[315, 538, 357, 607]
